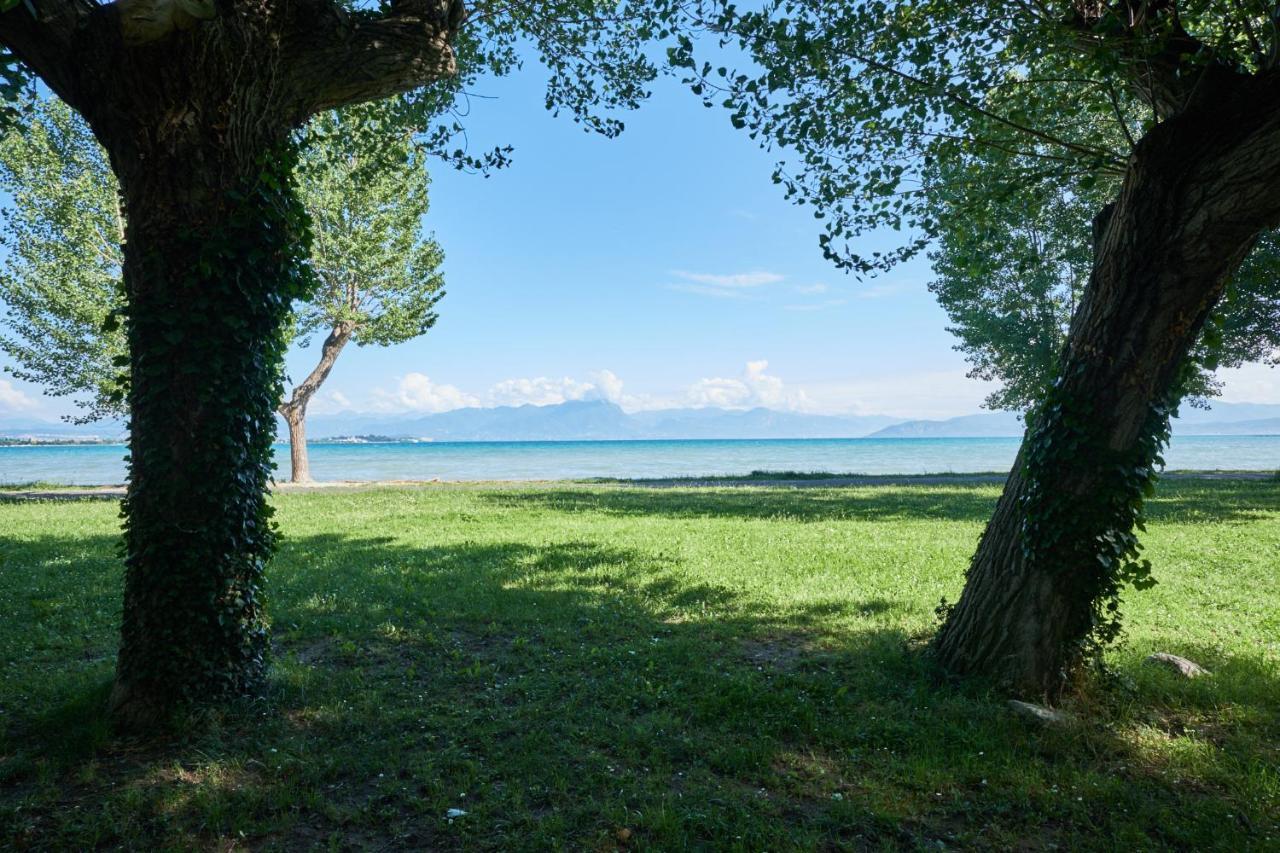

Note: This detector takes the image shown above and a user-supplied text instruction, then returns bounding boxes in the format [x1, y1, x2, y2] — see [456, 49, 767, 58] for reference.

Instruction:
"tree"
[0, 97, 446, 484]
[284, 102, 445, 483]
[0, 0, 717, 727]
[926, 143, 1280, 413]
[678, 2, 1280, 695]
[0, 97, 125, 423]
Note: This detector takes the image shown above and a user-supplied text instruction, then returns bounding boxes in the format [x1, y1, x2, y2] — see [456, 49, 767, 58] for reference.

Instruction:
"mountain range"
[303, 399, 1280, 440]
[5, 399, 1280, 442]
[301, 400, 903, 441]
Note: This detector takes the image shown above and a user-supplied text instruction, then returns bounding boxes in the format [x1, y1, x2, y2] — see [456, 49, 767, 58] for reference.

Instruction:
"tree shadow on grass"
[1145, 479, 1280, 525]
[478, 484, 1004, 523]
[476, 479, 1280, 526]
[2, 528, 1277, 850]
[0, 532, 121, 765]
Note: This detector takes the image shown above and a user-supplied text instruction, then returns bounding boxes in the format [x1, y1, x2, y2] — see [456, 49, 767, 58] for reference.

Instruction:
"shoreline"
[5, 433, 1280, 448]
[1, 469, 1274, 501]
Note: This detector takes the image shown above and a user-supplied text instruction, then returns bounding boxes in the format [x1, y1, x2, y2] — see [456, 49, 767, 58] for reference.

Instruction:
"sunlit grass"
[1, 480, 1277, 849]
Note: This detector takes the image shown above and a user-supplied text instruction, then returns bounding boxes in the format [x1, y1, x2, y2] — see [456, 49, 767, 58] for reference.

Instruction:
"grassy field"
[1, 480, 1277, 850]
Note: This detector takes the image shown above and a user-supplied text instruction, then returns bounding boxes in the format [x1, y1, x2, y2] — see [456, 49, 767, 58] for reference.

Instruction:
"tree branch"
[279, 321, 353, 417]
[1065, 5, 1244, 121]
[0, 0, 93, 104]
[282, 0, 466, 121]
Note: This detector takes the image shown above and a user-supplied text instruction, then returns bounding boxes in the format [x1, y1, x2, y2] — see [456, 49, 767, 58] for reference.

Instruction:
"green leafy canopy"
[927, 135, 1280, 413]
[664, 2, 1280, 413]
[0, 97, 125, 423]
[0, 96, 446, 422]
[671, 2, 1280, 272]
[294, 100, 445, 352]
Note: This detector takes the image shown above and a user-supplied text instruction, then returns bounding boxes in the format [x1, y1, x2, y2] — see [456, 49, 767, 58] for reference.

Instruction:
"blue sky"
[298, 65, 995, 420]
[2, 57, 1278, 422]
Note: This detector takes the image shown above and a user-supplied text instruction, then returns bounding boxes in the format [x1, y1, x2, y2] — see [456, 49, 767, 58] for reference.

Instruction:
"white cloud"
[376, 372, 480, 413]
[489, 369, 634, 408]
[488, 376, 596, 407]
[671, 270, 784, 288]
[369, 369, 637, 414]
[307, 389, 354, 415]
[745, 360, 786, 407]
[1216, 359, 1280, 403]
[684, 360, 811, 411]
[666, 269, 785, 300]
[0, 378, 36, 412]
[795, 283, 830, 295]
[801, 370, 999, 419]
[685, 376, 754, 408]
[351, 363, 1002, 420]
[589, 369, 625, 404]
[666, 283, 758, 300]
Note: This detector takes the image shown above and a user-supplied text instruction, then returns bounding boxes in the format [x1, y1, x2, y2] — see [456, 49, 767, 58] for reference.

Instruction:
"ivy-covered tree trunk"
[933, 77, 1280, 697]
[105, 125, 311, 725]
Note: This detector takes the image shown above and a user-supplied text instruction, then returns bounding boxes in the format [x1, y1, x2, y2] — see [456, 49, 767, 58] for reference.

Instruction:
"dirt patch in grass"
[290, 637, 337, 666]
[739, 632, 824, 672]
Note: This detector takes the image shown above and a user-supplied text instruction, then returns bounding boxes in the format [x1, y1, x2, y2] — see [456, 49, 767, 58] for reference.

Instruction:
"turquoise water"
[1, 435, 1277, 485]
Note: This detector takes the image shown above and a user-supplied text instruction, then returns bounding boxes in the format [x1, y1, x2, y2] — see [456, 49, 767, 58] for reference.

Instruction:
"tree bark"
[284, 411, 309, 484]
[278, 323, 353, 484]
[933, 71, 1280, 698]
[0, 1, 464, 728]
[107, 150, 299, 726]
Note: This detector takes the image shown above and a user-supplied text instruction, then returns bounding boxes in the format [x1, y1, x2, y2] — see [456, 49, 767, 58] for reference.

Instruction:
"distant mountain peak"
[869, 412, 1024, 439]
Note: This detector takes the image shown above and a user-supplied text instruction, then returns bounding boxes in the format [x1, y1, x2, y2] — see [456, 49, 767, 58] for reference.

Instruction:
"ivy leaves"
[114, 142, 314, 710]
[1017, 367, 1186, 657]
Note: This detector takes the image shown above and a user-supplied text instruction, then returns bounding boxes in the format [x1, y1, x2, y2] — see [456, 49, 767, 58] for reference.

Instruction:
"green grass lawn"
[1, 480, 1277, 850]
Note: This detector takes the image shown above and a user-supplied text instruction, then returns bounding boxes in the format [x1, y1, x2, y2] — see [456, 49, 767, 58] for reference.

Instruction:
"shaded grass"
[0, 479, 1277, 850]
[576, 469, 1010, 483]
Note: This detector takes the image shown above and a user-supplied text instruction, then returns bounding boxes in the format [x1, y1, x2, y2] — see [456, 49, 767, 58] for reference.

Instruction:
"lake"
[2, 435, 1278, 485]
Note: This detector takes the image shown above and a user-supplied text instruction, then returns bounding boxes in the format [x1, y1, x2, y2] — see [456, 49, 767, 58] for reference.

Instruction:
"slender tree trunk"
[284, 412, 310, 484]
[934, 77, 1280, 697]
[278, 324, 353, 484]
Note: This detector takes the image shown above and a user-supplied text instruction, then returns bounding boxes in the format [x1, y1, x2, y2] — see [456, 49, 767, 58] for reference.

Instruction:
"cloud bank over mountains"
[684, 360, 810, 410]
[330, 360, 822, 418]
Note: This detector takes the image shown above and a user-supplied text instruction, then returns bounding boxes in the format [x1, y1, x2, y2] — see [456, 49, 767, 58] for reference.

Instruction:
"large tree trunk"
[70, 15, 318, 729]
[933, 74, 1280, 698]
[106, 133, 307, 727]
[278, 323, 353, 484]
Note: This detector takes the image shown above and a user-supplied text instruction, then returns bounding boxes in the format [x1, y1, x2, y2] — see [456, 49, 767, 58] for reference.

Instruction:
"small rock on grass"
[1145, 652, 1210, 678]
[1007, 699, 1072, 725]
